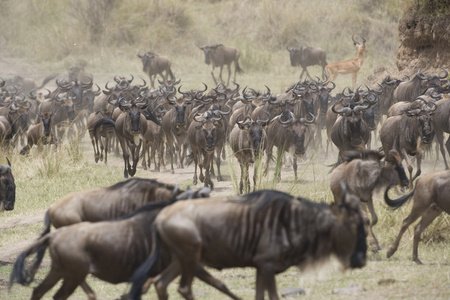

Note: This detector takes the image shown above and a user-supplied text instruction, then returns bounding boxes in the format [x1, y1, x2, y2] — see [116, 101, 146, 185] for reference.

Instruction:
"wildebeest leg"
[195, 266, 241, 300]
[211, 66, 218, 85]
[238, 163, 245, 194]
[255, 268, 278, 300]
[293, 156, 298, 181]
[154, 260, 182, 300]
[386, 202, 428, 259]
[204, 153, 214, 188]
[411, 153, 422, 183]
[215, 148, 223, 181]
[359, 202, 379, 252]
[192, 152, 199, 185]
[412, 205, 442, 264]
[117, 137, 131, 178]
[89, 132, 98, 163]
[273, 148, 283, 182]
[104, 134, 110, 165]
[52, 276, 87, 300]
[31, 267, 62, 300]
[299, 68, 306, 81]
[366, 199, 381, 251]
[253, 159, 262, 192]
[80, 281, 96, 300]
[129, 142, 142, 177]
[225, 64, 231, 86]
[400, 148, 414, 186]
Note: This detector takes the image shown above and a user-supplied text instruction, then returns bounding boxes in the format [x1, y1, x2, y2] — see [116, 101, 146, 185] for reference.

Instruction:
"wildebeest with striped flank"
[129, 187, 367, 300]
[330, 149, 409, 252]
[198, 43, 243, 86]
[9, 186, 211, 300]
[384, 169, 450, 264]
[0, 158, 15, 212]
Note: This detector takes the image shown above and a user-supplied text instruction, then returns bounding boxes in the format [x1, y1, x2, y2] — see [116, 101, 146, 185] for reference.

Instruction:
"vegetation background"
[1, 0, 450, 299]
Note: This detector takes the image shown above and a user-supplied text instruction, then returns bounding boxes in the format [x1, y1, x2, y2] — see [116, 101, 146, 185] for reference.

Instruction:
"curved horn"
[332, 101, 352, 115]
[439, 67, 448, 79]
[127, 74, 134, 84]
[277, 111, 294, 125]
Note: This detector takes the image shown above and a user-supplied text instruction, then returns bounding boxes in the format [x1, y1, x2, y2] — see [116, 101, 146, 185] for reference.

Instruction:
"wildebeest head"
[9, 98, 31, 131]
[384, 150, 409, 188]
[0, 158, 16, 212]
[237, 115, 269, 158]
[38, 112, 54, 137]
[330, 181, 367, 269]
[199, 44, 222, 65]
[405, 99, 436, 145]
[56, 92, 75, 122]
[333, 100, 371, 147]
[120, 99, 148, 134]
[286, 47, 302, 67]
[278, 111, 315, 156]
[194, 111, 223, 152]
[167, 96, 191, 128]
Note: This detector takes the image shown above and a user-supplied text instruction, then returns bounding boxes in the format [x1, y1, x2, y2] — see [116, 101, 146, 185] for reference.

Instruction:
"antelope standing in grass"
[325, 35, 367, 89]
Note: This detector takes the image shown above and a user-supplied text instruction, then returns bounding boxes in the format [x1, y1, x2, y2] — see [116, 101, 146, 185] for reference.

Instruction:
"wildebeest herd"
[2, 40, 450, 299]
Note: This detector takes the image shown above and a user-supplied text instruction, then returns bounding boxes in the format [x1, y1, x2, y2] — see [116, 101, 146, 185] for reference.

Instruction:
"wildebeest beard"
[418, 115, 434, 144]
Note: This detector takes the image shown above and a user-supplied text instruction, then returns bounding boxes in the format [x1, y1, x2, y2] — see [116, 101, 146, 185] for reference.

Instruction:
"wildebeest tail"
[384, 181, 415, 210]
[128, 225, 160, 300]
[236, 60, 244, 73]
[93, 117, 115, 136]
[9, 234, 51, 289]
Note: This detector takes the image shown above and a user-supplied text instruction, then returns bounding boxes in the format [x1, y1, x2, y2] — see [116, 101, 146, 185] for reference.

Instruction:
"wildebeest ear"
[388, 150, 402, 164]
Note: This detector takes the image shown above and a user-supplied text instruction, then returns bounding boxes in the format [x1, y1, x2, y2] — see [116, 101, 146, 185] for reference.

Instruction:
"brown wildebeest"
[114, 96, 149, 178]
[137, 51, 175, 89]
[324, 35, 367, 90]
[129, 187, 367, 300]
[264, 110, 315, 181]
[229, 115, 269, 194]
[330, 149, 409, 252]
[286, 45, 327, 80]
[384, 169, 450, 264]
[198, 44, 243, 86]
[392, 68, 448, 103]
[87, 110, 115, 164]
[34, 178, 207, 299]
[187, 110, 225, 188]
[161, 95, 193, 174]
[9, 186, 211, 300]
[20, 111, 56, 155]
[380, 99, 437, 185]
[0, 158, 15, 212]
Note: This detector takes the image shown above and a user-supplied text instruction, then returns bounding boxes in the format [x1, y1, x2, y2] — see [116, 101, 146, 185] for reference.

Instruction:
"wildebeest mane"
[341, 149, 384, 163]
[107, 177, 176, 191]
[114, 199, 176, 221]
[231, 189, 326, 216]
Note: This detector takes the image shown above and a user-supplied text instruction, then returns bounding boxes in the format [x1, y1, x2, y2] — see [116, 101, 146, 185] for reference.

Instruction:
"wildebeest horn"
[417, 69, 426, 80]
[305, 112, 316, 124]
[332, 103, 352, 116]
[127, 74, 134, 83]
[439, 67, 448, 79]
[277, 111, 294, 125]
[6, 157, 11, 167]
[353, 101, 371, 114]
[135, 77, 147, 88]
[256, 110, 271, 126]
[166, 94, 177, 105]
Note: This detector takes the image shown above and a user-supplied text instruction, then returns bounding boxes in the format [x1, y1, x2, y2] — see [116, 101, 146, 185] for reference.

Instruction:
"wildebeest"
[286, 46, 328, 80]
[87, 109, 115, 164]
[430, 94, 450, 169]
[9, 186, 211, 300]
[330, 96, 373, 165]
[325, 35, 367, 90]
[129, 187, 367, 300]
[19, 111, 56, 155]
[114, 96, 149, 178]
[198, 44, 243, 86]
[330, 149, 409, 252]
[264, 110, 315, 181]
[380, 99, 437, 184]
[34, 178, 207, 299]
[161, 95, 192, 174]
[0, 158, 15, 212]
[137, 51, 175, 89]
[392, 68, 448, 103]
[188, 110, 225, 188]
[229, 115, 269, 194]
[384, 169, 450, 264]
